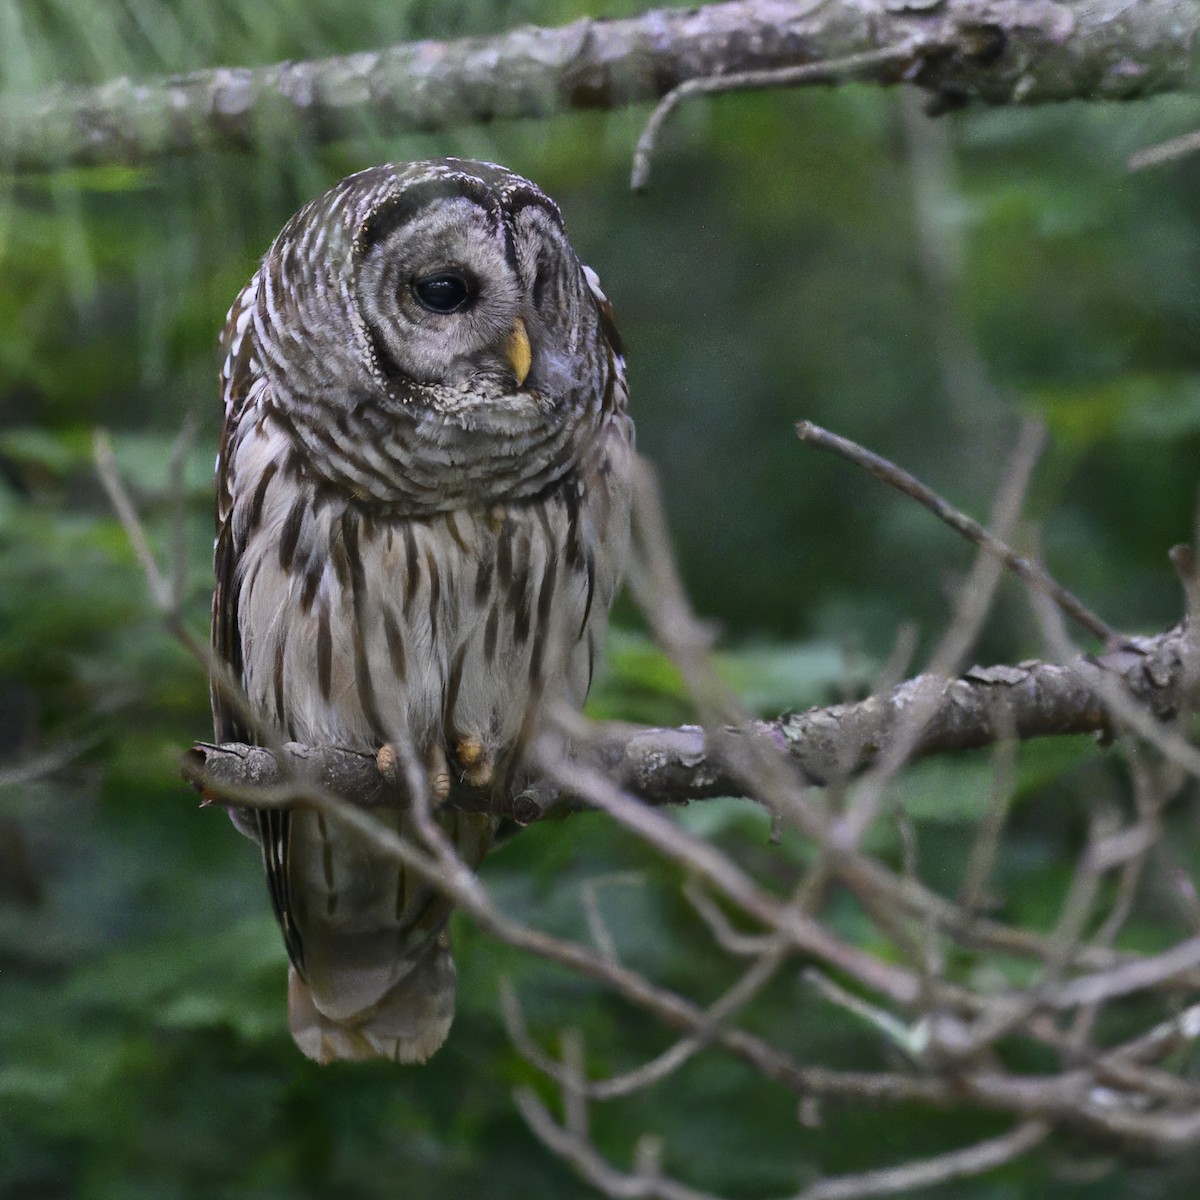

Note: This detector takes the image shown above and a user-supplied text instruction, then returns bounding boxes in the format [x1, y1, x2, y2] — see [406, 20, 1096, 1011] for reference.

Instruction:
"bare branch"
[515, 1085, 725, 1200]
[4, 0, 1197, 172]
[796, 420, 1116, 643]
[0, 736, 101, 788]
[93, 429, 172, 612]
[536, 745, 928, 1009]
[631, 40, 927, 192]
[792, 1120, 1052, 1200]
[1045, 935, 1200, 1010]
[1129, 126, 1200, 172]
[515, 1085, 1051, 1200]
[829, 415, 1046, 850]
[186, 622, 1193, 812]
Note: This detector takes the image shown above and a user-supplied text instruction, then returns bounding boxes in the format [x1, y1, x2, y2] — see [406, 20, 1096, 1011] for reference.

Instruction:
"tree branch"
[5, 0, 1196, 172]
[515, 1082, 1052, 1200]
[796, 419, 1116, 644]
[185, 622, 1191, 818]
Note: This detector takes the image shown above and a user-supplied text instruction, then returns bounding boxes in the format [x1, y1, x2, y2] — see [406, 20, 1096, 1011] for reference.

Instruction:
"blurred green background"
[4, 1, 1200, 1197]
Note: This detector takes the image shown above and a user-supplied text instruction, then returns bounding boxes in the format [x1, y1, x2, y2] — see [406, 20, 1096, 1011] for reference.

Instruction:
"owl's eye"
[412, 272, 475, 314]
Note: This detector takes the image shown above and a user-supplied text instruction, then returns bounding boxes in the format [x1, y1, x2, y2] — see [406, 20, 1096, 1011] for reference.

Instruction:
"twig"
[581, 873, 645, 965]
[93, 429, 172, 611]
[516, 1082, 1052, 1200]
[515, 1085, 726, 1200]
[166, 415, 195, 615]
[804, 968, 922, 1059]
[792, 1119, 1051, 1200]
[831, 416, 1047, 849]
[0, 736, 101, 788]
[94, 427, 292, 770]
[1044, 935, 1200, 1010]
[1129, 126, 1200, 172]
[631, 41, 927, 192]
[683, 879, 779, 957]
[1091, 745, 1165, 946]
[795, 420, 1117, 644]
[561, 1027, 589, 1139]
[957, 704, 1019, 915]
[536, 744, 928, 1010]
[504, 937, 789, 1103]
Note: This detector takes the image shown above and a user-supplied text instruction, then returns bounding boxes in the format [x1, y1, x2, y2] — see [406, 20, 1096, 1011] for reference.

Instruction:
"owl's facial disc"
[407, 269, 530, 387]
[355, 196, 537, 406]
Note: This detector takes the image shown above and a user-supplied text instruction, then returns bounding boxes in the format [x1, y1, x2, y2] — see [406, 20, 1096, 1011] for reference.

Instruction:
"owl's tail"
[286, 933, 457, 1065]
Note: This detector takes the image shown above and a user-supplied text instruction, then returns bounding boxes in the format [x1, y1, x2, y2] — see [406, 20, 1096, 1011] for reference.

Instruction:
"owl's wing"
[212, 282, 255, 748]
[213, 278, 305, 973]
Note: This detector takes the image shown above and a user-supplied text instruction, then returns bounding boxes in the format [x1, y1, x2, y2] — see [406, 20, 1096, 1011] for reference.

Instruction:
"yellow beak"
[505, 318, 532, 387]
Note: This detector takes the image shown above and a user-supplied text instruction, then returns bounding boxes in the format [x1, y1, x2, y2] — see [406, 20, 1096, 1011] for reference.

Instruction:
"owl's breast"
[230, 413, 632, 769]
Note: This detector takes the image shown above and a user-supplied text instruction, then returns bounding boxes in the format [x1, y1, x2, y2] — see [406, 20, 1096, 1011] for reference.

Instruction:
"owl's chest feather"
[229, 415, 629, 760]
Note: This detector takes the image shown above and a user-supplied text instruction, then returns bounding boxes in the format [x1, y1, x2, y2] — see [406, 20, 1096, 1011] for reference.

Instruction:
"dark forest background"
[4, 2, 1200, 1197]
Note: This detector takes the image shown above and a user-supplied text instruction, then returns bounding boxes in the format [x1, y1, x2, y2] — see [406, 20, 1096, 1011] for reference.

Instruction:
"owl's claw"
[376, 742, 400, 785]
[425, 743, 452, 805]
[376, 741, 451, 805]
[455, 735, 495, 790]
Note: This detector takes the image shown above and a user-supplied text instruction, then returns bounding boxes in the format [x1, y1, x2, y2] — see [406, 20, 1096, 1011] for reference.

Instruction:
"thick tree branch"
[5, 0, 1196, 172]
[185, 623, 1193, 818]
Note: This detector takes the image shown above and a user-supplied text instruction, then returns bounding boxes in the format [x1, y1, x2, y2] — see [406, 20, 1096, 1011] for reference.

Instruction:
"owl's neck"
[265, 387, 609, 516]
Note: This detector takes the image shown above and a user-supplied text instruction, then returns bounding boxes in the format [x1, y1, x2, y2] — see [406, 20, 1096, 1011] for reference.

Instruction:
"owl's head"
[355, 161, 560, 402]
[263, 159, 616, 416]
[250, 159, 625, 507]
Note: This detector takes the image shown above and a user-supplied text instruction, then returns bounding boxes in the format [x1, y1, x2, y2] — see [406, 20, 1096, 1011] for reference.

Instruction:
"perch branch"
[3, 0, 1197, 172]
[186, 622, 1191, 816]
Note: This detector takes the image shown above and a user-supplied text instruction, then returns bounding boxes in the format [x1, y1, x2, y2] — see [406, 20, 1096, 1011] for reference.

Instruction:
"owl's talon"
[470, 763, 494, 787]
[454, 735, 495, 788]
[456, 735, 484, 767]
[376, 742, 400, 784]
[455, 735, 496, 790]
[422, 744, 452, 805]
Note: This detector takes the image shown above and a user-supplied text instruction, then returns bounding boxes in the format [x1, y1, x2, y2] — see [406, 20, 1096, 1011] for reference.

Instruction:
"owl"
[212, 159, 634, 1064]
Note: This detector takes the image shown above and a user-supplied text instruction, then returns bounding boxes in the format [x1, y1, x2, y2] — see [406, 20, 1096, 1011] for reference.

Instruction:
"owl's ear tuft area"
[354, 173, 493, 260]
[583, 263, 624, 360]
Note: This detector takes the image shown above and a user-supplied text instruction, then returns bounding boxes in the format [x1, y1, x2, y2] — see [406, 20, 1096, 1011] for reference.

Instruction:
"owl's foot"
[455, 735, 496, 790]
[376, 742, 400, 784]
[424, 743, 452, 804]
[375, 742, 452, 806]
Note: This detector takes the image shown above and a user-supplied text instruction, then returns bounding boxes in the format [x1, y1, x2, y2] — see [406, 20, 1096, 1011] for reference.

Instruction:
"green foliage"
[4, 2, 1200, 1197]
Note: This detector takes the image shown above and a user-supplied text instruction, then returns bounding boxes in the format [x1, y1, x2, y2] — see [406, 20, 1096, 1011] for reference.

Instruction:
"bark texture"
[4, 0, 1196, 172]
[186, 623, 1197, 820]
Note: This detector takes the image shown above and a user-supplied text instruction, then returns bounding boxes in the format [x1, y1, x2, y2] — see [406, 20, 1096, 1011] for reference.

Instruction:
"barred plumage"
[213, 159, 633, 1064]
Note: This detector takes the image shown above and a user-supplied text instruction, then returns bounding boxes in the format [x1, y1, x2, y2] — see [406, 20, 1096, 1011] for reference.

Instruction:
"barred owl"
[212, 159, 634, 1064]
